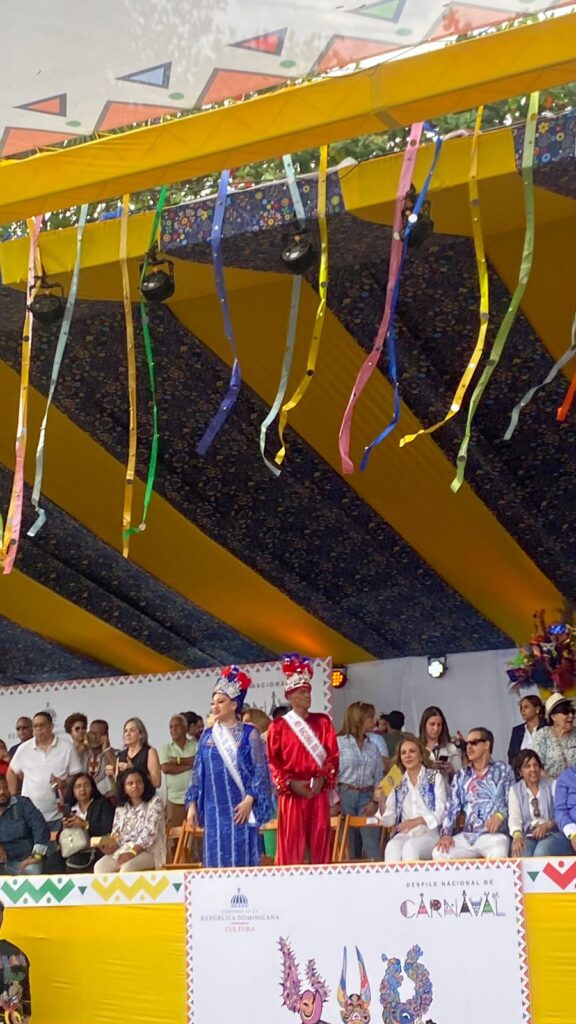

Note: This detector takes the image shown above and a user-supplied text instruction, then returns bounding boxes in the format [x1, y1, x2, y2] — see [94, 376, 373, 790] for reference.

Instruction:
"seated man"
[0, 777, 50, 875]
[433, 727, 513, 860]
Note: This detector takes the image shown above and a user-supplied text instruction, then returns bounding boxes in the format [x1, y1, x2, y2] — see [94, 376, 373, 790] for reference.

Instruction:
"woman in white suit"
[378, 734, 447, 862]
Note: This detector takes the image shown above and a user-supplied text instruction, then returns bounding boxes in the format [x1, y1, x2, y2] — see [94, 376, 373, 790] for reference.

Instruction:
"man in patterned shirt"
[433, 727, 513, 860]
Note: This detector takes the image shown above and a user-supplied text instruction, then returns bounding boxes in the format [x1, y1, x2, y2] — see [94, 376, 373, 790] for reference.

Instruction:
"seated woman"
[418, 706, 462, 778]
[186, 666, 274, 868]
[507, 695, 545, 775]
[61, 772, 116, 872]
[94, 768, 166, 873]
[378, 734, 447, 863]
[509, 750, 571, 857]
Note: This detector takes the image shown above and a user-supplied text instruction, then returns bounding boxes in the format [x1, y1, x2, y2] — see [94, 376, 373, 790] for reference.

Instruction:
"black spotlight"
[400, 185, 435, 250]
[28, 276, 65, 326]
[139, 243, 175, 303]
[281, 228, 316, 275]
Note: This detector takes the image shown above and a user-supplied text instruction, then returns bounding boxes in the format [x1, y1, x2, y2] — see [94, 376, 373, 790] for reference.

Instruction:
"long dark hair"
[418, 706, 451, 749]
[65, 772, 100, 807]
[117, 767, 156, 805]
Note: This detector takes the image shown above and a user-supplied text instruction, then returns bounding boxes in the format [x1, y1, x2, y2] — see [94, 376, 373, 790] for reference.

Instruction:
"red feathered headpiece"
[282, 654, 314, 694]
[213, 665, 252, 708]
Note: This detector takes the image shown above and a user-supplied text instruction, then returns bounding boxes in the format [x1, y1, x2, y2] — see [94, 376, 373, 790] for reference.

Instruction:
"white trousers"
[94, 851, 156, 873]
[385, 828, 439, 863]
[432, 833, 510, 861]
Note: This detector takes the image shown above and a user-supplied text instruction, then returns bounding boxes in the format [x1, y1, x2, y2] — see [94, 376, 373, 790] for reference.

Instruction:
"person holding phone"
[419, 706, 462, 778]
[60, 773, 115, 872]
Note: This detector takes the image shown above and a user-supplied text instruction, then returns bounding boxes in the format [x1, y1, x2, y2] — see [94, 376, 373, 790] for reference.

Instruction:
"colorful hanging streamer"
[0, 215, 43, 574]
[122, 185, 168, 536]
[119, 194, 138, 558]
[196, 170, 241, 455]
[275, 144, 329, 468]
[338, 123, 424, 475]
[27, 204, 89, 538]
[259, 155, 306, 476]
[553, 311, 573, 423]
[504, 310, 576, 436]
[451, 93, 540, 493]
[360, 129, 449, 470]
[400, 109, 489, 448]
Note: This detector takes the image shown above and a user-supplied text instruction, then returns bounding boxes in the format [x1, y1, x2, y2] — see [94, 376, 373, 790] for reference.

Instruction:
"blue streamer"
[360, 135, 444, 470]
[196, 170, 241, 455]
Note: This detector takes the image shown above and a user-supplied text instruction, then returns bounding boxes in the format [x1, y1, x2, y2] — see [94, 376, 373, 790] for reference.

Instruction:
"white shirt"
[520, 726, 537, 751]
[379, 768, 447, 835]
[11, 736, 83, 821]
[508, 781, 555, 836]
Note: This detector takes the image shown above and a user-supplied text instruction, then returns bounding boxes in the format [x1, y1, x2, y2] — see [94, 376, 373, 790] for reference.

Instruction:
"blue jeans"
[522, 832, 572, 857]
[0, 859, 44, 875]
[338, 787, 382, 860]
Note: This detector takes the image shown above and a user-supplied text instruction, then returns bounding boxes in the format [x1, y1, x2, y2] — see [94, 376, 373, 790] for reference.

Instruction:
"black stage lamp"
[28, 276, 65, 326]
[140, 244, 175, 302]
[281, 227, 316, 274]
[400, 185, 435, 250]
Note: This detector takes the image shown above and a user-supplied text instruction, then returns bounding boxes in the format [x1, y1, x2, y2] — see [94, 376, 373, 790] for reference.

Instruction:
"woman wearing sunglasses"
[532, 694, 576, 779]
[508, 750, 571, 857]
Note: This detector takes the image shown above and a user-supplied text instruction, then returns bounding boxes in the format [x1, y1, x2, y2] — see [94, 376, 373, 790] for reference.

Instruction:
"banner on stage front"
[185, 861, 530, 1024]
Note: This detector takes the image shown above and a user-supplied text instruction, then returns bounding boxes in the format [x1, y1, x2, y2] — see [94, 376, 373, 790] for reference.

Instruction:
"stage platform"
[2, 858, 574, 1024]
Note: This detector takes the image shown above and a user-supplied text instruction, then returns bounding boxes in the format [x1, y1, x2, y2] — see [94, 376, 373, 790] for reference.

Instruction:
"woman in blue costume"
[185, 666, 274, 867]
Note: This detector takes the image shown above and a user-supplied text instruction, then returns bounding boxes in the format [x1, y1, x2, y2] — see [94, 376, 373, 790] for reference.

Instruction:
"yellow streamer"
[399, 107, 488, 447]
[275, 144, 329, 466]
[119, 195, 137, 558]
[0, 217, 42, 569]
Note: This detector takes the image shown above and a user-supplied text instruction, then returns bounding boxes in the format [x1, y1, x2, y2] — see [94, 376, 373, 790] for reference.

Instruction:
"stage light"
[28, 276, 65, 326]
[330, 666, 348, 689]
[281, 229, 316, 274]
[140, 244, 175, 302]
[427, 656, 447, 679]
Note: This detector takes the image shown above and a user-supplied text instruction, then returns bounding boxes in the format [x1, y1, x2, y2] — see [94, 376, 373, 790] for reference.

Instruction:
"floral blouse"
[532, 728, 576, 779]
[111, 795, 166, 867]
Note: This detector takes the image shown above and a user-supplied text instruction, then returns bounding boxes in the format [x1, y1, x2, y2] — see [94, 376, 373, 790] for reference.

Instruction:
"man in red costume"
[267, 656, 339, 865]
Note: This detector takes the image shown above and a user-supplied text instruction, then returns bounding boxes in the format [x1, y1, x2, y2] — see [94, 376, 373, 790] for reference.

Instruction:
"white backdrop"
[0, 659, 331, 754]
[186, 861, 530, 1024]
[330, 650, 540, 762]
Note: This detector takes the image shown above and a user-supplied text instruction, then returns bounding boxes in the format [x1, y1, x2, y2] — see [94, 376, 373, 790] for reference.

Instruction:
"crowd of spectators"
[0, 685, 576, 873]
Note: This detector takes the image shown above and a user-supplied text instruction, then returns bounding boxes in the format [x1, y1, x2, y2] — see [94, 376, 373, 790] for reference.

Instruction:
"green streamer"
[451, 93, 539, 494]
[125, 186, 168, 535]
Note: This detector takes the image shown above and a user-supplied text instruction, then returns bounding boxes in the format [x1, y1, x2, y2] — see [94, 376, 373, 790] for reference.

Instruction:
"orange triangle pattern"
[16, 93, 67, 117]
[0, 126, 78, 158]
[94, 101, 180, 132]
[230, 28, 287, 56]
[313, 35, 395, 73]
[429, 3, 518, 38]
[196, 69, 289, 107]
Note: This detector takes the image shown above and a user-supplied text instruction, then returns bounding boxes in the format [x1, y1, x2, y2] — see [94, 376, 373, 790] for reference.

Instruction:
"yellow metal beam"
[0, 13, 574, 224]
[0, 570, 184, 675]
[0, 360, 373, 664]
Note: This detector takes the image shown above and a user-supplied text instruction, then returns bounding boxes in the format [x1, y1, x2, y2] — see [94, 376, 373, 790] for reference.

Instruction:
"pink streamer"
[2, 216, 42, 574]
[338, 123, 424, 474]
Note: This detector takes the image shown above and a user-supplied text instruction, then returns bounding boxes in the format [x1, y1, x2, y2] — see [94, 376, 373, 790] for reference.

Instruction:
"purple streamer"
[196, 169, 242, 455]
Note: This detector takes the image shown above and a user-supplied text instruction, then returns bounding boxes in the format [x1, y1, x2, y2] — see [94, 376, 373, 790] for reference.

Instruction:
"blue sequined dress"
[185, 723, 274, 867]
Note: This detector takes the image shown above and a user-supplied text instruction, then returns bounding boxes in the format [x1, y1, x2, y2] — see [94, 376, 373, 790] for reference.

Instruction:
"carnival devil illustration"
[337, 947, 371, 1024]
[379, 945, 434, 1024]
[279, 937, 331, 1024]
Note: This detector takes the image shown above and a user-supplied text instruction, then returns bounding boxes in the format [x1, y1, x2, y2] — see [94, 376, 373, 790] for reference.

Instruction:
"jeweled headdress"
[282, 654, 314, 694]
[213, 665, 252, 709]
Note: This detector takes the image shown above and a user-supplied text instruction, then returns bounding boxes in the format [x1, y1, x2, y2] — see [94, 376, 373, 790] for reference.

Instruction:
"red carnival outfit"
[267, 656, 339, 865]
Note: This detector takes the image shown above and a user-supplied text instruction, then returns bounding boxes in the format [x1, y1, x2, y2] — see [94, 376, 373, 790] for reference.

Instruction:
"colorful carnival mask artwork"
[279, 938, 330, 1024]
[337, 946, 371, 1023]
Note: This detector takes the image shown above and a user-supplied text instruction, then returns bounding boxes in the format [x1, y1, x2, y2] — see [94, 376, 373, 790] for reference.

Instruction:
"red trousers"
[276, 790, 332, 865]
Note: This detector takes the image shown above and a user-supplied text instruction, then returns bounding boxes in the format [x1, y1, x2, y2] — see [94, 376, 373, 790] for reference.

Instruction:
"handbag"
[59, 827, 90, 859]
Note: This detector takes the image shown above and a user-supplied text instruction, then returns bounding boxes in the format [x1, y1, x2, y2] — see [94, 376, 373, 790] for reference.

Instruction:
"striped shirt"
[337, 735, 382, 789]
